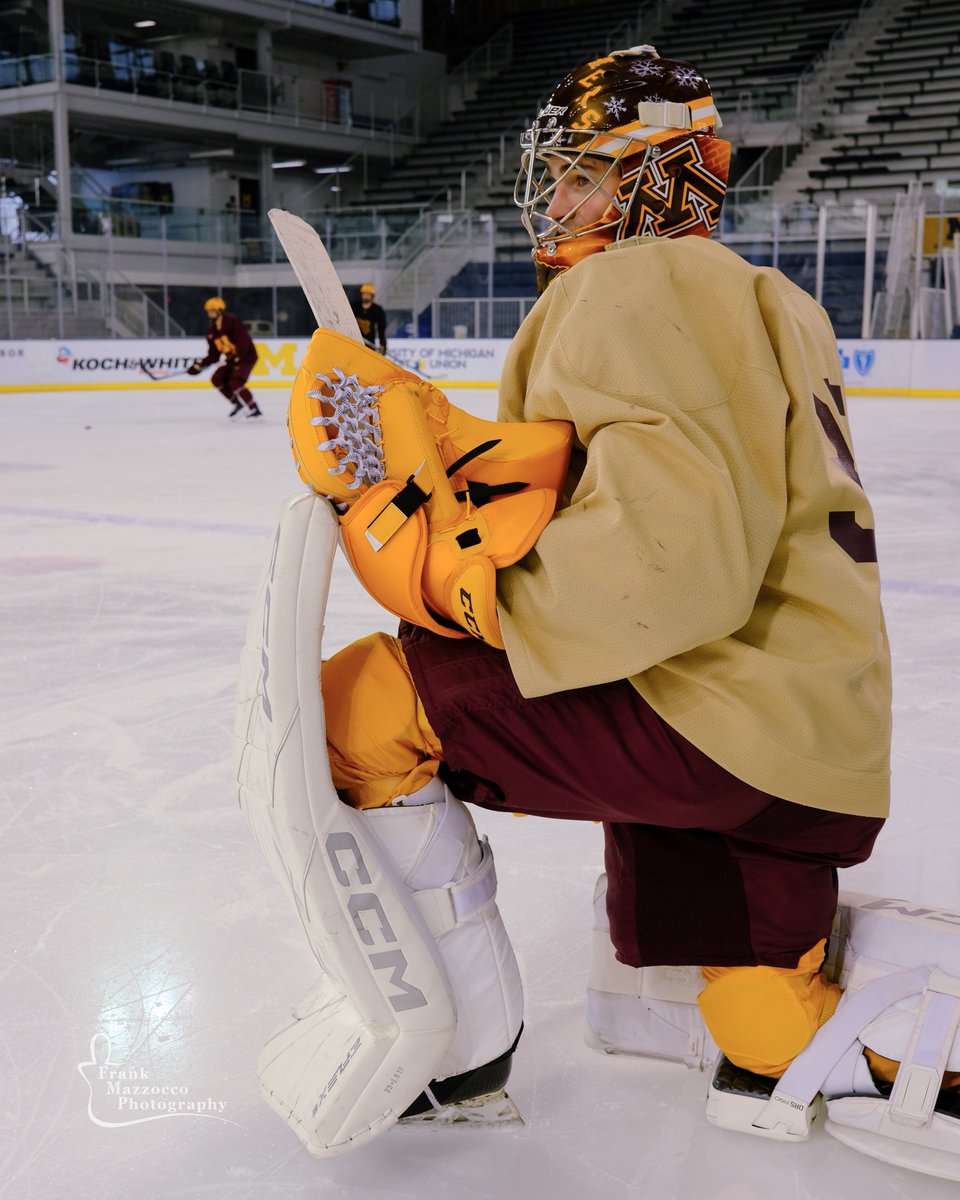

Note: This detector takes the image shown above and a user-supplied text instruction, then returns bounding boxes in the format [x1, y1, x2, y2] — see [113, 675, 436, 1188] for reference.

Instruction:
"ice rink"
[2, 383, 959, 1199]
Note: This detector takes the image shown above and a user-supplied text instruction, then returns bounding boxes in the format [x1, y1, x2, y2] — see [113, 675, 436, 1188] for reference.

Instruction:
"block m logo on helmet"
[633, 137, 728, 239]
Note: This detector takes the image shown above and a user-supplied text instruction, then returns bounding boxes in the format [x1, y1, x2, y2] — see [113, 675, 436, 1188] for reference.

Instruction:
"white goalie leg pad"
[235, 492, 460, 1157]
[363, 785, 523, 1081]
[585, 874, 718, 1070]
[745, 892, 960, 1180]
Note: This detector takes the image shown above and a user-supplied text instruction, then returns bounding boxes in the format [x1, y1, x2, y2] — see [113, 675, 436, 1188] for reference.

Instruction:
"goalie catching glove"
[288, 329, 573, 648]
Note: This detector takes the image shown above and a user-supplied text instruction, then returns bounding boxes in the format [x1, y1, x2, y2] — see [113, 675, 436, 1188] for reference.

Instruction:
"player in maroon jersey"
[187, 296, 262, 417]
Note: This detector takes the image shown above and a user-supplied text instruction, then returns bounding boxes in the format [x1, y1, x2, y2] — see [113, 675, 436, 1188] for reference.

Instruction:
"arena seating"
[801, 0, 960, 205]
[362, 0, 865, 217]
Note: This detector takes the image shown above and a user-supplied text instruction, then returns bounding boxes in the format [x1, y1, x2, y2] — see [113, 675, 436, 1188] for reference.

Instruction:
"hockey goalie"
[234, 43, 960, 1179]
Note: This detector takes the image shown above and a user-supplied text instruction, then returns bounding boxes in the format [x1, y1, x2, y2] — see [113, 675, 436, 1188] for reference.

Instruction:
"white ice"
[2, 384, 958, 1199]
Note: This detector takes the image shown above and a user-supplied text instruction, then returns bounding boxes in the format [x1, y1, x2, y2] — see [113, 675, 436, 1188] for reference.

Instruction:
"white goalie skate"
[704, 893, 960, 1182]
[234, 492, 524, 1157]
[588, 874, 960, 1180]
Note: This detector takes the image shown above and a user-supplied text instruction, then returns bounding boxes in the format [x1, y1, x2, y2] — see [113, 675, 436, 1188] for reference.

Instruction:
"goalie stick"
[268, 208, 364, 339]
[267, 208, 434, 378]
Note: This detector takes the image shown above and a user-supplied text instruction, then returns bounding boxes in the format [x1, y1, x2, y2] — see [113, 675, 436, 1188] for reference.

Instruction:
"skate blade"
[397, 1088, 523, 1129]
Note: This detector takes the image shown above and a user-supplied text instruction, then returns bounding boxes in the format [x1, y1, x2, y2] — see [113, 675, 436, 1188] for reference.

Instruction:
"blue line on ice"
[0, 504, 272, 538]
[2, 504, 959, 598]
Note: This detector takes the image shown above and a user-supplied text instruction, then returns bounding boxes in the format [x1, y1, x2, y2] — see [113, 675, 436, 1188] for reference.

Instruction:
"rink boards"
[2, 336, 960, 398]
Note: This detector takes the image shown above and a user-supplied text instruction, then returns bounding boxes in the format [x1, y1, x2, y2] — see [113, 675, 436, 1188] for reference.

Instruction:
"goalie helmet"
[515, 45, 731, 291]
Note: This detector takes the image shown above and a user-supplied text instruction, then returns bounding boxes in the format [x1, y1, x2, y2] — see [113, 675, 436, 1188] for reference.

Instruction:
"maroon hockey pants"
[212, 361, 255, 405]
[399, 623, 883, 970]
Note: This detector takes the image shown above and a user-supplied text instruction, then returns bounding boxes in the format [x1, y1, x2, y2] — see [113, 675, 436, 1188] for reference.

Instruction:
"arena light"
[312, 164, 353, 174]
[272, 159, 307, 169]
[133, 19, 156, 28]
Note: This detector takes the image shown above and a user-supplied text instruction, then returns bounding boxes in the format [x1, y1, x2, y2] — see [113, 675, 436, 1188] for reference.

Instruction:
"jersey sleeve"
[495, 247, 787, 699]
[197, 331, 220, 367]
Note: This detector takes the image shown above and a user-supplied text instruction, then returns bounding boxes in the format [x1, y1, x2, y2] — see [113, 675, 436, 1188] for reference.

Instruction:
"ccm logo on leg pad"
[326, 831, 429, 1013]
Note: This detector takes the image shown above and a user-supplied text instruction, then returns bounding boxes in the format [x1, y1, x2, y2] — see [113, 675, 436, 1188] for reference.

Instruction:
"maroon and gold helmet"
[514, 45, 731, 290]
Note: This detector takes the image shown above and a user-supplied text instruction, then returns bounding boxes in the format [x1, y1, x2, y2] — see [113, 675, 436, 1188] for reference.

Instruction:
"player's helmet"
[359, 283, 376, 297]
[204, 296, 226, 315]
[515, 45, 731, 291]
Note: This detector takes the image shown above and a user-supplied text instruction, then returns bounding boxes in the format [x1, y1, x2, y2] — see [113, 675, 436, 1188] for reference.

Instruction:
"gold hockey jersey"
[496, 235, 891, 818]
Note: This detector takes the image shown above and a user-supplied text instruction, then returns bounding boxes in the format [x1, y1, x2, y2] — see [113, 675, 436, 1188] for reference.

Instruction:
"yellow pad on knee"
[698, 941, 842, 1078]
[321, 633, 442, 809]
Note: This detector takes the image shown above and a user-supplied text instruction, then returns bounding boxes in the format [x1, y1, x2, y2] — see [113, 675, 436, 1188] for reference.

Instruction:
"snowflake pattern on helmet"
[629, 59, 662, 78]
[604, 97, 628, 117]
[673, 66, 704, 87]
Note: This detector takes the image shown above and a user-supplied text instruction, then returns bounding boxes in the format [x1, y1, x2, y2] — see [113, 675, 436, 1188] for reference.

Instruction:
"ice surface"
[1, 386, 958, 1199]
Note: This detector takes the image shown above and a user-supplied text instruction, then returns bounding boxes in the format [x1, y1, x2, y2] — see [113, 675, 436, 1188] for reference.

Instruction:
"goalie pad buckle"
[705, 1054, 822, 1141]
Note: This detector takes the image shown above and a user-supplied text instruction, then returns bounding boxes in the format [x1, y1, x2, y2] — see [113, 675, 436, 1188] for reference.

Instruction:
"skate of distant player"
[188, 296, 262, 417]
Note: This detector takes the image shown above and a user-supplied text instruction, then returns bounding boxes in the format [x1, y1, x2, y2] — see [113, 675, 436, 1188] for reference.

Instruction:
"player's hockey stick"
[139, 363, 196, 381]
[267, 209, 435, 378]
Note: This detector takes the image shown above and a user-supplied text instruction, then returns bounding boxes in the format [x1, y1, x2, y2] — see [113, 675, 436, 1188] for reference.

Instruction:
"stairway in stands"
[355, 1, 657, 220]
[367, 0, 878, 333]
[777, 0, 960, 207]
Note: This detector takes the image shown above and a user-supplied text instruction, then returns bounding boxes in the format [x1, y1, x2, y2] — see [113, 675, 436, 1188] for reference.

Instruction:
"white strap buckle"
[635, 100, 692, 130]
[889, 975, 960, 1128]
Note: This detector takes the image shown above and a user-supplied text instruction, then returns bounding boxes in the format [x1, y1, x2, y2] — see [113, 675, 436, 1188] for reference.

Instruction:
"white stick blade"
[268, 208, 362, 339]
